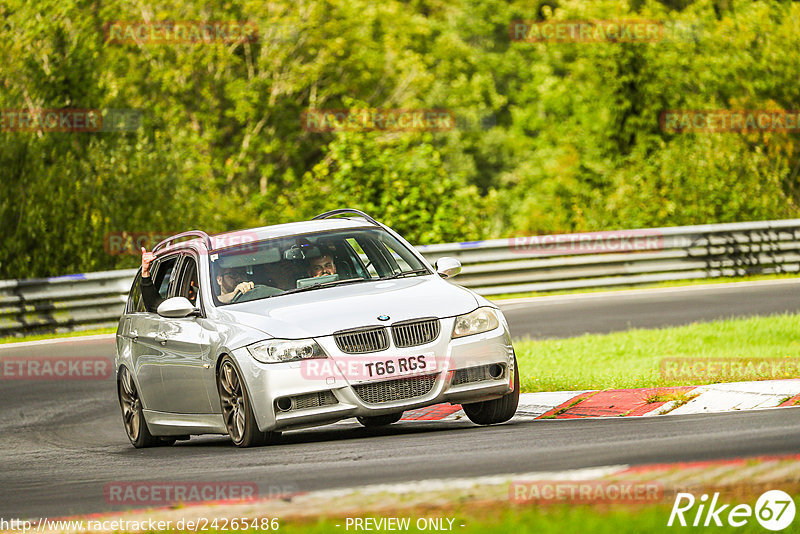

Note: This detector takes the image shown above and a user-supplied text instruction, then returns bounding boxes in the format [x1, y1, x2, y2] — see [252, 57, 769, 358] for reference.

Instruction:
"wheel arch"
[214, 350, 266, 425]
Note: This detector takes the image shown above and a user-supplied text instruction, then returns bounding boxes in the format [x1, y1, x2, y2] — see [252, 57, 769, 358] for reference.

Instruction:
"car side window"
[127, 273, 145, 313]
[153, 257, 178, 300]
[176, 256, 200, 305]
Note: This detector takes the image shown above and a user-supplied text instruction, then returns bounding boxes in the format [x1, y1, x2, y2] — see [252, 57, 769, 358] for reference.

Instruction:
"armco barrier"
[0, 269, 137, 336]
[417, 219, 800, 295]
[2, 219, 799, 336]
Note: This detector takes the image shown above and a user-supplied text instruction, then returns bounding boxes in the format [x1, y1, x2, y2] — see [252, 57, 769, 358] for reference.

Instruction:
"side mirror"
[435, 257, 462, 279]
[157, 297, 198, 318]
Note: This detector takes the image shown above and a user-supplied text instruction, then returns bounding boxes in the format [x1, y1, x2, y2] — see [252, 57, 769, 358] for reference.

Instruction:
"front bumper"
[231, 316, 515, 432]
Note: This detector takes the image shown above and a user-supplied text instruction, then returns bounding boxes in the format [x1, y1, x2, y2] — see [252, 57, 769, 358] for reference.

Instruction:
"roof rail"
[152, 230, 212, 254]
[312, 209, 380, 226]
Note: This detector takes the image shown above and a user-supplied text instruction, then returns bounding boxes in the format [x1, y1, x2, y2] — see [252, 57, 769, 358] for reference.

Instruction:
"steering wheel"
[230, 284, 281, 303]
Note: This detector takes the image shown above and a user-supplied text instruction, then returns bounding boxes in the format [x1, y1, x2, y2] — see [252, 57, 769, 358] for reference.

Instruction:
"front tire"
[118, 367, 171, 448]
[462, 355, 520, 425]
[357, 412, 403, 427]
[217, 357, 279, 448]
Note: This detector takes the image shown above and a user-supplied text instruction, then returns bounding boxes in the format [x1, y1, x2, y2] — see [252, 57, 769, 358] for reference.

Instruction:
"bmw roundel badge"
[377, 315, 390, 321]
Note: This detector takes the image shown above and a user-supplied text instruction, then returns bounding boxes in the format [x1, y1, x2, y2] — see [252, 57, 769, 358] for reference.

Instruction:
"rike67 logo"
[668, 490, 796, 530]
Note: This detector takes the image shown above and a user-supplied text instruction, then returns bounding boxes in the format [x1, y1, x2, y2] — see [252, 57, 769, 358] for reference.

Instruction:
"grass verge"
[515, 313, 800, 392]
[0, 326, 116, 344]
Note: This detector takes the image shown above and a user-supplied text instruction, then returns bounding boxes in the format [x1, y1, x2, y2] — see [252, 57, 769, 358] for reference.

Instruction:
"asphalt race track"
[2, 280, 800, 518]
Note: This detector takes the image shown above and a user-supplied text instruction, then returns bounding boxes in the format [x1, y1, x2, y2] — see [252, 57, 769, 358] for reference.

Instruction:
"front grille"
[353, 374, 438, 404]
[452, 364, 505, 386]
[284, 390, 338, 411]
[334, 326, 389, 354]
[392, 318, 440, 348]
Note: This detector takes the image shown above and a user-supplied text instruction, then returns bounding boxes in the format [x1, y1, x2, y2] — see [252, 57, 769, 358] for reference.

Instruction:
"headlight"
[247, 338, 327, 363]
[452, 307, 500, 339]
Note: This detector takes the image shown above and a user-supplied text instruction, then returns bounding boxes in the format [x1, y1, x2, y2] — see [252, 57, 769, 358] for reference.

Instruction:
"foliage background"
[1, 0, 799, 277]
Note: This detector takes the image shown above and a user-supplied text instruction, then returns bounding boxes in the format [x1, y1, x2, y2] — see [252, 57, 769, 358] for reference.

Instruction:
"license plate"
[363, 354, 435, 379]
[334, 353, 437, 382]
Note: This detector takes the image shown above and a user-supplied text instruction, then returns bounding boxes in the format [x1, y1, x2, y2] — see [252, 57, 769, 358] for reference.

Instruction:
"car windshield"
[209, 227, 430, 306]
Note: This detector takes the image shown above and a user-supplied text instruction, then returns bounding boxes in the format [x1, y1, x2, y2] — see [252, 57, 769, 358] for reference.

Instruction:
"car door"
[156, 254, 216, 414]
[132, 255, 179, 412]
[117, 271, 146, 390]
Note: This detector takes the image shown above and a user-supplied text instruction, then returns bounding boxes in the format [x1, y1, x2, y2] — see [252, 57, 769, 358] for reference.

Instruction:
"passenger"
[139, 248, 162, 312]
[186, 277, 199, 304]
[307, 253, 337, 278]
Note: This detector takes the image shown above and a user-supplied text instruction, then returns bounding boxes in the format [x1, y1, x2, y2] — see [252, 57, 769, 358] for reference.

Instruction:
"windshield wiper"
[379, 268, 429, 280]
[275, 278, 366, 297]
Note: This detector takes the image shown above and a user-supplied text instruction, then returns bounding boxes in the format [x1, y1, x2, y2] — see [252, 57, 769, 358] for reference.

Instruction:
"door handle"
[154, 332, 168, 345]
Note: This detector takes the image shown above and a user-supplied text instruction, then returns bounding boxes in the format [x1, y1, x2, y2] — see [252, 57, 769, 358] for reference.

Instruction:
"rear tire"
[357, 412, 403, 427]
[118, 367, 164, 448]
[217, 357, 280, 448]
[462, 355, 520, 425]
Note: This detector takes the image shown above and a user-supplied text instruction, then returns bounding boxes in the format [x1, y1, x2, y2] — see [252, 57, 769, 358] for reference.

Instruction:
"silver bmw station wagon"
[115, 209, 519, 447]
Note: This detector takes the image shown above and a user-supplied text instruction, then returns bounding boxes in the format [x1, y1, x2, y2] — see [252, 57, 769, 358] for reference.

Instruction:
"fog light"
[488, 364, 504, 379]
[275, 397, 293, 412]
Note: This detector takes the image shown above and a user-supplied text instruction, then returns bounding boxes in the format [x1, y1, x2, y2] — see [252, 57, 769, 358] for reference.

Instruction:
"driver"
[216, 266, 255, 303]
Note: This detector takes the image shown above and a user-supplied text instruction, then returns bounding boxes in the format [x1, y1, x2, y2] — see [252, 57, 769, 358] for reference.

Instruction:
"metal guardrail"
[0, 269, 138, 336]
[418, 219, 800, 296]
[2, 219, 799, 336]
